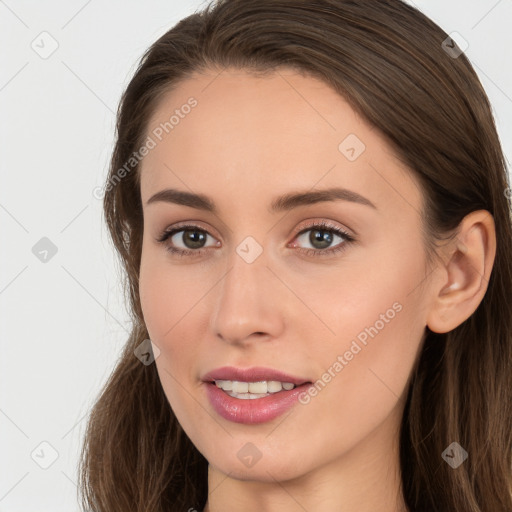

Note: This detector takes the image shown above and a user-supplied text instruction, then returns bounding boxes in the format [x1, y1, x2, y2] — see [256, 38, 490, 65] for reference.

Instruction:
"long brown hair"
[78, 1, 512, 510]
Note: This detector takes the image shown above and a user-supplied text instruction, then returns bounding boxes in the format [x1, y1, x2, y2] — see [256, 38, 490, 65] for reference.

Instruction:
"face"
[138, 67, 431, 481]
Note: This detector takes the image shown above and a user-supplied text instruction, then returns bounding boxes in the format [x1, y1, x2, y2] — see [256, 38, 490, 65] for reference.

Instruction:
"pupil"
[184, 230, 206, 249]
[311, 229, 332, 249]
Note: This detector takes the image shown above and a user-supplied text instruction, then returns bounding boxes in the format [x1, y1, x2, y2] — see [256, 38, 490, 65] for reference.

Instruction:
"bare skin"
[137, 67, 496, 512]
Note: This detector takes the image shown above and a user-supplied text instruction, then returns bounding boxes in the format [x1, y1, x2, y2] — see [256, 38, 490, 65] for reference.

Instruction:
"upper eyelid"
[296, 219, 352, 235]
[160, 220, 351, 237]
[159, 221, 218, 240]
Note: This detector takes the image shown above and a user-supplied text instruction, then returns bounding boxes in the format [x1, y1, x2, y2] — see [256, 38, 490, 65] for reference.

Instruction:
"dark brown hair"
[78, 1, 512, 510]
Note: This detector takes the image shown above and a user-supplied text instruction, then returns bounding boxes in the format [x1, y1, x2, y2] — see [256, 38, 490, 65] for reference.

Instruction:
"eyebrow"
[145, 186, 377, 213]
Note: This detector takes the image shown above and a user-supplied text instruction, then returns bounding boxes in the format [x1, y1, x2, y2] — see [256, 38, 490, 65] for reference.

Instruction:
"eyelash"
[156, 220, 356, 259]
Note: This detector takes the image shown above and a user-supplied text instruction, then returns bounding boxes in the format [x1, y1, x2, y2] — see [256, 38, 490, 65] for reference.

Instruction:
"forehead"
[139, 67, 422, 219]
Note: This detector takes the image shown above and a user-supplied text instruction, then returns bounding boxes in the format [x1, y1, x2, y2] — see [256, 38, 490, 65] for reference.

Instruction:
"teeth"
[267, 381, 283, 392]
[233, 381, 249, 393]
[214, 380, 297, 395]
[248, 381, 267, 393]
[216, 380, 233, 391]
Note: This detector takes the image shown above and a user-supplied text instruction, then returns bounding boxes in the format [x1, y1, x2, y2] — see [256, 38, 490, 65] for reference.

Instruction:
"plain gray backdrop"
[1, 0, 510, 510]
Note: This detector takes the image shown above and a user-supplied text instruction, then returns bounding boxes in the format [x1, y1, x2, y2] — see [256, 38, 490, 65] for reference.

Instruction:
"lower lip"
[204, 382, 312, 424]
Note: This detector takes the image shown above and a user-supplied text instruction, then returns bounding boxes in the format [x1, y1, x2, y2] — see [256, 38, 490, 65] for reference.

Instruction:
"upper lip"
[202, 366, 311, 386]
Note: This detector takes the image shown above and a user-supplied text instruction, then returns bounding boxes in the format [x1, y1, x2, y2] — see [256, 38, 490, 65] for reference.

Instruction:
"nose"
[210, 244, 285, 346]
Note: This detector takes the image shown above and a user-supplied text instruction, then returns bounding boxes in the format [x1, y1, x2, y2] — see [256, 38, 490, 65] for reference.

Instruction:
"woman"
[78, 1, 512, 511]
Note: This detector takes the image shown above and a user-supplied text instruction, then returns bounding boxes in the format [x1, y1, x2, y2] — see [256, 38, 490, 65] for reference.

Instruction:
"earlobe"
[426, 210, 496, 334]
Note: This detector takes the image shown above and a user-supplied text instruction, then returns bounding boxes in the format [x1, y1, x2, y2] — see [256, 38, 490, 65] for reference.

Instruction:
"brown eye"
[291, 221, 355, 257]
[173, 228, 208, 250]
[298, 227, 336, 250]
[157, 224, 220, 257]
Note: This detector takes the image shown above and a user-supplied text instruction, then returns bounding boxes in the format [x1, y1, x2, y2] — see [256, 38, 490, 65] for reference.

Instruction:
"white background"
[0, 1, 510, 510]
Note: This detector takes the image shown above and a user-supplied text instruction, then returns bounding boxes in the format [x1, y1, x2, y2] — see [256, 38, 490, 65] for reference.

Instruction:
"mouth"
[201, 366, 314, 424]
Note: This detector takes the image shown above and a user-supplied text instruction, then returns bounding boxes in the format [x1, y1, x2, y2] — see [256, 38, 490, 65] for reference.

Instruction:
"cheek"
[305, 245, 427, 429]
[139, 256, 204, 413]
[281, 290, 425, 472]
[139, 263, 172, 342]
[139, 250, 205, 342]
[138, 251, 214, 387]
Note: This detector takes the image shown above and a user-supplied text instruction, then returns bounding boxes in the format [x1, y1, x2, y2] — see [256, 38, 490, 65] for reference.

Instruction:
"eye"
[290, 220, 355, 257]
[156, 224, 219, 257]
[155, 220, 356, 258]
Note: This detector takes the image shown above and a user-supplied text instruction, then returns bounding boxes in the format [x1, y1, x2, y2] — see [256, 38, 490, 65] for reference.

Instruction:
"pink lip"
[202, 366, 313, 425]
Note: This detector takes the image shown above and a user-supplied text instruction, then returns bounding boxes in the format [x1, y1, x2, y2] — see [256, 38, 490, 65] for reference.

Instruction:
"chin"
[204, 443, 314, 483]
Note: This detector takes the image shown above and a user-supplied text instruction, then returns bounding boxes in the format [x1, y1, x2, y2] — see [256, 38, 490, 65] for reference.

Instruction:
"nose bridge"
[211, 239, 284, 343]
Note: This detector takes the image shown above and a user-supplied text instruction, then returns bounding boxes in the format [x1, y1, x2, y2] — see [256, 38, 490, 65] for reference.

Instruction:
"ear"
[426, 210, 496, 334]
